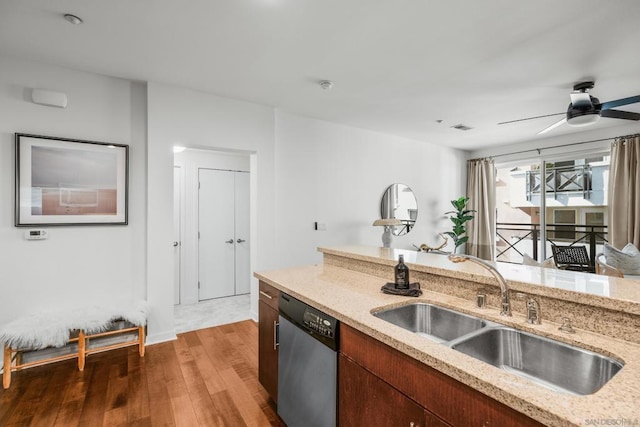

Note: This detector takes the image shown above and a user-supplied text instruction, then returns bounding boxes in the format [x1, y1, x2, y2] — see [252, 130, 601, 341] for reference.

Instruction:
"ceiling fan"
[498, 81, 640, 135]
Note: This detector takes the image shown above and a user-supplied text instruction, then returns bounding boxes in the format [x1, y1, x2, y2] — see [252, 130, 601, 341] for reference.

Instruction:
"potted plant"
[445, 196, 475, 253]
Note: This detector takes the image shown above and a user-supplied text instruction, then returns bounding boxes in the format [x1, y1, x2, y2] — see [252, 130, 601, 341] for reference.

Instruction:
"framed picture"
[15, 133, 128, 226]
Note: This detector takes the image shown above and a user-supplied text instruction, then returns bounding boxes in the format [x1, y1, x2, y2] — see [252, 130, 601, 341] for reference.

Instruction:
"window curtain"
[608, 134, 640, 248]
[466, 158, 496, 260]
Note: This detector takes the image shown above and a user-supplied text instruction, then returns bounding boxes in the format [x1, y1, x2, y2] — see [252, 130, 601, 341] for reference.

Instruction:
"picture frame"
[15, 133, 129, 226]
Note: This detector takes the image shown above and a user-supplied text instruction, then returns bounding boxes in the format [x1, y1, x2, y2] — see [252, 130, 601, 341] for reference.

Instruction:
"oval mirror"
[380, 184, 418, 236]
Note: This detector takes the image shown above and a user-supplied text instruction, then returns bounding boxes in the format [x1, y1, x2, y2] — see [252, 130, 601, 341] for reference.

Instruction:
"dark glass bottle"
[394, 254, 410, 289]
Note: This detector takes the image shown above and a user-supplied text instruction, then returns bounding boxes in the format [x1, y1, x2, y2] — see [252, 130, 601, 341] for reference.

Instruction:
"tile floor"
[173, 293, 253, 334]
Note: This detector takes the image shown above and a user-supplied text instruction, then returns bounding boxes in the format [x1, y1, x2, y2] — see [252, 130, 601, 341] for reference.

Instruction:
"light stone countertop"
[320, 245, 640, 315]
[255, 253, 640, 427]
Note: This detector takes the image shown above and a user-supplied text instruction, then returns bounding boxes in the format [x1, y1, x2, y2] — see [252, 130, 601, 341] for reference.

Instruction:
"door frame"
[174, 148, 252, 305]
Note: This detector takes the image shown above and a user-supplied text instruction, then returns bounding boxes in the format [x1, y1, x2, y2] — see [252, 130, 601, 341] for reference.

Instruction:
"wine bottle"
[394, 254, 410, 289]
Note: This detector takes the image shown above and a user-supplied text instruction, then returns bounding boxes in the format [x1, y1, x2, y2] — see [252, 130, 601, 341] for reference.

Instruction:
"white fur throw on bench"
[0, 300, 149, 350]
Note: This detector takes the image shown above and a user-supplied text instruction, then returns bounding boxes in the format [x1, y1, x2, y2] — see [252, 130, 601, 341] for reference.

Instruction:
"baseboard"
[145, 331, 177, 345]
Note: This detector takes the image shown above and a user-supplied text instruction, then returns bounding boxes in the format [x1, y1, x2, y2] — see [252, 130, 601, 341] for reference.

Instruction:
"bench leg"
[3, 345, 11, 389]
[138, 326, 145, 357]
[78, 330, 86, 371]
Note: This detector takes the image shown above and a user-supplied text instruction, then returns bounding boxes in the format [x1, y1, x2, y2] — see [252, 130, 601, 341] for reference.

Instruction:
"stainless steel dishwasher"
[277, 293, 339, 427]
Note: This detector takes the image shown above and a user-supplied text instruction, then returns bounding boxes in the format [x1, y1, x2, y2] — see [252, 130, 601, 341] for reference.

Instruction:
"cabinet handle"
[259, 290, 273, 300]
[273, 321, 279, 350]
[225, 239, 234, 244]
[237, 238, 246, 243]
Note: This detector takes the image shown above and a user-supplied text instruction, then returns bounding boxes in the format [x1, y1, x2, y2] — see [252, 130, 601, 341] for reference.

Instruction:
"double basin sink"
[373, 302, 623, 395]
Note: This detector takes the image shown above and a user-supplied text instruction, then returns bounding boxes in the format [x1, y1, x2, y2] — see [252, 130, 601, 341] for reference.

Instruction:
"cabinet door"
[424, 410, 450, 427]
[258, 300, 279, 402]
[339, 354, 425, 427]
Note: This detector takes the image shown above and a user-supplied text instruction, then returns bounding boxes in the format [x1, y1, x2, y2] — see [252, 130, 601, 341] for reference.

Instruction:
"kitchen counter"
[255, 246, 640, 427]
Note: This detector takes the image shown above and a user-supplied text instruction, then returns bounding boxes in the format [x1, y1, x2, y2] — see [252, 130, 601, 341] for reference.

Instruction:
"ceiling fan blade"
[537, 117, 567, 135]
[497, 112, 564, 126]
[600, 109, 640, 121]
[601, 95, 640, 110]
[570, 92, 592, 107]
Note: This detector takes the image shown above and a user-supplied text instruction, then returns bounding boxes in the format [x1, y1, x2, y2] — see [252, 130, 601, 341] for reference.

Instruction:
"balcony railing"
[525, 165, 592, 201]
[496, 222, 608, 267]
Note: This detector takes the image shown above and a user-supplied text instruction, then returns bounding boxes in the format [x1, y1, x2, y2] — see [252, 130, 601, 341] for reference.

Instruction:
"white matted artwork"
[15, 133, 128, 226]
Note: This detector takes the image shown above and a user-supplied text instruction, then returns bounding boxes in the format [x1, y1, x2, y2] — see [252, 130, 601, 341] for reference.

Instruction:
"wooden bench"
[3, 321, 145, 389]
[1, 302, 148, 389]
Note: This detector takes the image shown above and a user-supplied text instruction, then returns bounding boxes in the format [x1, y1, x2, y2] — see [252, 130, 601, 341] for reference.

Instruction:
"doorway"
[173, 148, 253, 333]
[495, 152, 611, 266]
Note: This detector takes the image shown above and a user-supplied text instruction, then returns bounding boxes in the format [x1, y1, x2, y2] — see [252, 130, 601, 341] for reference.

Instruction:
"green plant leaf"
[456, 236, 469, 246]
[453, 225, 465, 235]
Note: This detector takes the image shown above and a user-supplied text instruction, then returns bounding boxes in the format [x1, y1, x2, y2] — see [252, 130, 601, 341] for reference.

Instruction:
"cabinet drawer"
[259, 281, 280, 310]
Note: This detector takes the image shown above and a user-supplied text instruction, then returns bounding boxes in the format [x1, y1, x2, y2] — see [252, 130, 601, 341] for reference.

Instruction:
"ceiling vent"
[451, 124, 473, 131]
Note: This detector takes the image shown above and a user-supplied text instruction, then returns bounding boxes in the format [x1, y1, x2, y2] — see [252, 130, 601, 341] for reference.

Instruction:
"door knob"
[225, 239, 234, 244]
[237, 238, 246, 243]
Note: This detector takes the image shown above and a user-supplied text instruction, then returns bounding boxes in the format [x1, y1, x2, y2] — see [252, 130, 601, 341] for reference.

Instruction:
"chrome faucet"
[448, 254, 512, 317]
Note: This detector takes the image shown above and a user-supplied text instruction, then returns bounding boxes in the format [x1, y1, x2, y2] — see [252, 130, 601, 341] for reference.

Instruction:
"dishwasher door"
[277, 314, 337, 427]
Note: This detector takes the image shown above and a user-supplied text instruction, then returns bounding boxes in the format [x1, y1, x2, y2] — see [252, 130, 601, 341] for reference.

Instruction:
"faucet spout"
[448, 254, 512, 317]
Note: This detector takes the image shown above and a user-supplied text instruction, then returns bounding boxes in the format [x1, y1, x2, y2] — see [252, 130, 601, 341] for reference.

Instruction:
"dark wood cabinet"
[339, 354, 447, 427]
[258, 281, 280, 402]
[340, 324, 543, 427]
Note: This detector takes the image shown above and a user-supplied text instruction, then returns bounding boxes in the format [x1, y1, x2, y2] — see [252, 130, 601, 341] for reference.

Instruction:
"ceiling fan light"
[567, 112, 600, 127]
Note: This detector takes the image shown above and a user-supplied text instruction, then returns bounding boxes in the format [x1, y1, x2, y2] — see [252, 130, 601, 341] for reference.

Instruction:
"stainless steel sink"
[450, 327, 624, 395]
[373, 303, 487, 343]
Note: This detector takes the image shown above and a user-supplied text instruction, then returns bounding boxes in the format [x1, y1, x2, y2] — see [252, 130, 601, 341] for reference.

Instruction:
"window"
[552, 209, 576, 240]
[495, 152, 610, 265]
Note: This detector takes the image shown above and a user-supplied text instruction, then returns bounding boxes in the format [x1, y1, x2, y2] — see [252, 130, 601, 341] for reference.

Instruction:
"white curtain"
[608, 135, 640, 248]
[466, 158, 496, 260]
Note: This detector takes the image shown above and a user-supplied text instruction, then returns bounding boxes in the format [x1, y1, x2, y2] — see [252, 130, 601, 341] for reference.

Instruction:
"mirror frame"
[380, 183, 418, 236]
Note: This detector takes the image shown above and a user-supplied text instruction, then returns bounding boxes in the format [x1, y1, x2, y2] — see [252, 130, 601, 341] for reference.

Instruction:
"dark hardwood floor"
[0, 320, 285, 426]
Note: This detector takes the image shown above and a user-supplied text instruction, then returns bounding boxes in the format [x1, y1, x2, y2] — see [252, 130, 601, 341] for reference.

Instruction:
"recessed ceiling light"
[64, 14, 83, 25]
[319, 80, 333, 90]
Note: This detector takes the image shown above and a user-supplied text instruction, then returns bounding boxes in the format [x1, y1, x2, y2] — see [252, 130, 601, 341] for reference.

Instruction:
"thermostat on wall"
[25, 229, 48, 240]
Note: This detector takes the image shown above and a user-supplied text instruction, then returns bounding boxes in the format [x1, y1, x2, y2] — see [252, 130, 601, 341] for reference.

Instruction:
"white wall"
[0, 56, 147, 327]
[147, 82, 276, 326]
[0, 59, 467, 341]
[273, 111, 467, 268]
[174, 149, 250, 305]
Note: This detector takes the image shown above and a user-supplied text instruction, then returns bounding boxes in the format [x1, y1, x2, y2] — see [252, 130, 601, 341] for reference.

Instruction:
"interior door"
[198, 168, 236, 300]
[173, 166, 182, 305]
[234, 171, 250, 295]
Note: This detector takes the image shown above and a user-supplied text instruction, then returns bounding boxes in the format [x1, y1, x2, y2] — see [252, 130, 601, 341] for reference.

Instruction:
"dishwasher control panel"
[303, 309, 335, 338]
[279, 292, 339, 350]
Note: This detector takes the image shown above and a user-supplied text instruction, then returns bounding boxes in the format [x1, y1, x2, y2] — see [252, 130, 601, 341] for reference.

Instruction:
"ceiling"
[1, 0, 640, 150]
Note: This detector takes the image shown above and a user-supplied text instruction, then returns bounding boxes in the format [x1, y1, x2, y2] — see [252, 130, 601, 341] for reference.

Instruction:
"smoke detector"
[319, 80, 333, 90]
